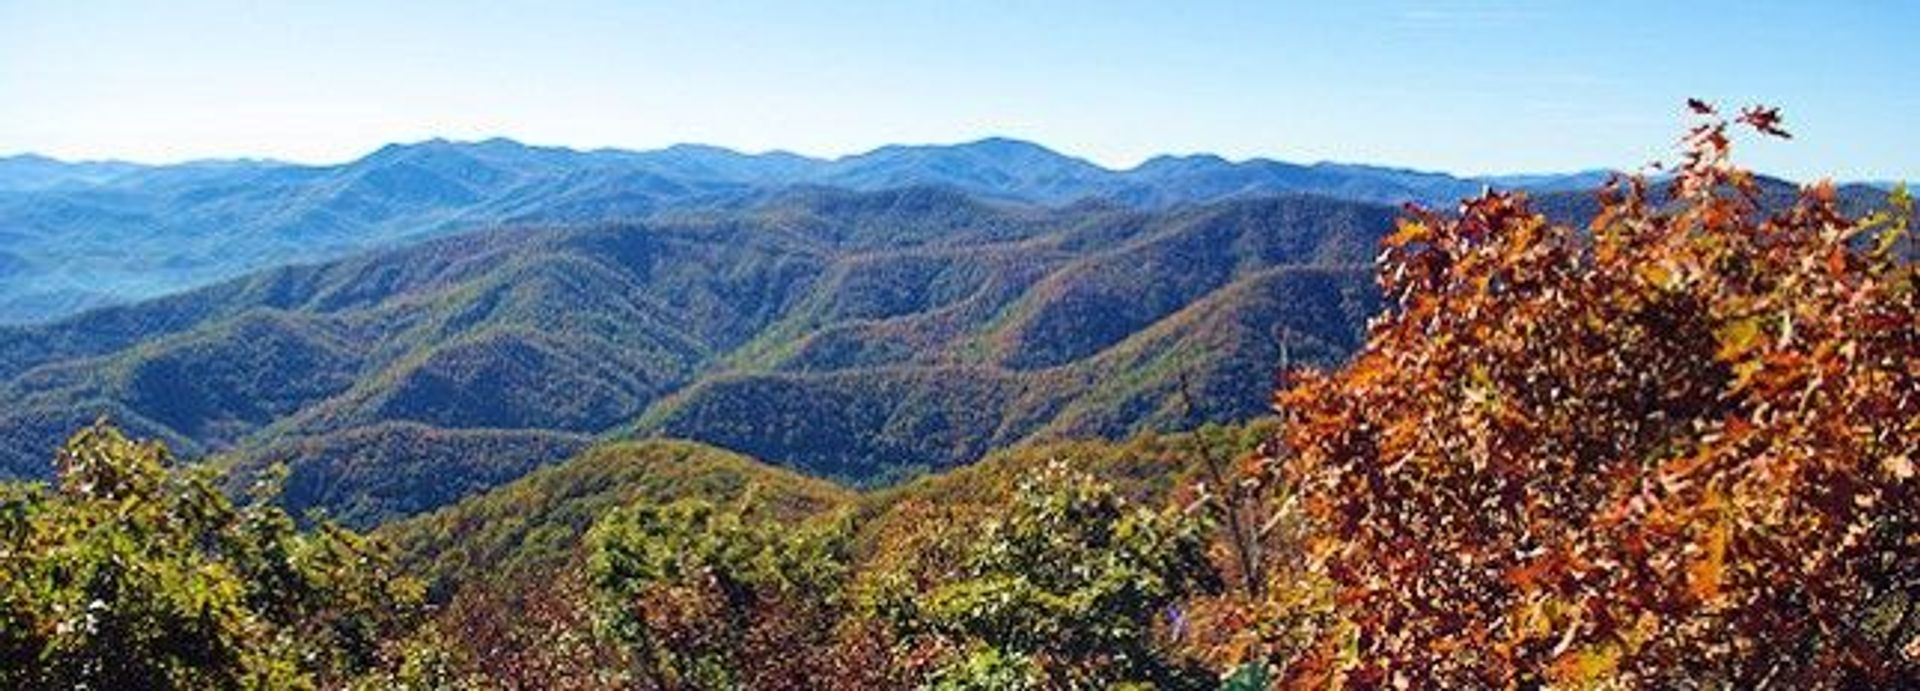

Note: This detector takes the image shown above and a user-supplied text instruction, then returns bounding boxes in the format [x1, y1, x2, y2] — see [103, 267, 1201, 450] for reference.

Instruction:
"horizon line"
[0, 133, 1762, 184]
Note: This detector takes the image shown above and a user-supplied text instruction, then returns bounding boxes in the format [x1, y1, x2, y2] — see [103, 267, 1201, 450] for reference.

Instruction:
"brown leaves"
[1271, 101, 1920, 687]
[1684, 501, 1731, 605]
[1738, 105, 1792, 139]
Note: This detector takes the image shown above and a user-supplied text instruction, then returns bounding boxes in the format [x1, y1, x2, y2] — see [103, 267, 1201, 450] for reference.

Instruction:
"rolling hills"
[0, 186, 1387, 526]
[380, 438, 857, 599]
[5, 139, 1894, 529]
[377, 421, 1269, 611]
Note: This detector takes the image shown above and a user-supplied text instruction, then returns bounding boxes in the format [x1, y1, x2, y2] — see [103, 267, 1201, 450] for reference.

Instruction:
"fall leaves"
[1266, 102, 1919, 687]
[5, 101, 1911, 690]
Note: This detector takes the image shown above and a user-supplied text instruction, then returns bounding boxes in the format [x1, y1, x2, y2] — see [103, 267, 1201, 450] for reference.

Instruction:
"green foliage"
[233, 422, 591, 529]
[372, 439, 872, 687]
[2, 192, 1385, 527]
[370, 428, 1262, 688]
[927, 646, 1044, 690]
[873, 462, 1223, 689]
[634, 199, 1385, 480]
[0, 421, 422, 690]
[1218, 663, 1270, 691]
[380, 439, 852, 597]
[585, 495, 857, 689]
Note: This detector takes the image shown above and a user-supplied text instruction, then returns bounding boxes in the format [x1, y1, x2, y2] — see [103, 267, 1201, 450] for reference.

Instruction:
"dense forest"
[3, 105, 1916, 688]
[0, 186, 1388, 527]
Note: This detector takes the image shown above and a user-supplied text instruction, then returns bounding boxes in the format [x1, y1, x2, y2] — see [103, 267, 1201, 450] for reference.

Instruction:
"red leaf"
[1738, 106, 1791, 138]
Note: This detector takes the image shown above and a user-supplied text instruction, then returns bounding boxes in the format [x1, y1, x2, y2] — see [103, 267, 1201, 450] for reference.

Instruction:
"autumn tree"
[1263, 103, 1918, 686]
[404, 571, 623, 690]
[0, 421, 424, 690]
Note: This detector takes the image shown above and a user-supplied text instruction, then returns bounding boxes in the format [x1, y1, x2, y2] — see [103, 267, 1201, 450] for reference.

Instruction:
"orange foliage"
[1270, 102, 1918, 687]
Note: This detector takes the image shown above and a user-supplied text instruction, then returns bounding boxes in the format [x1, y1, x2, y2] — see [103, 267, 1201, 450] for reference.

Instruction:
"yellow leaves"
[1685, 502, 1731, 605]
[1385, 220, 1432, 249]
[1549, 644, 1623, 689]
[1862, 184, 1914, 259]
[1504, 215, 1544, 258]
[1870, 223, 1907, 258]
[1714, 315, 1765, 363]
[1634, 260, 1677, 290]
[1885, 454, 1915, 481]
[1501, 594, 1632, 688]
[1462, 364, 1500, 413]
[1619, 610, 1660, 652]
[1508, 596, 1557, 646]
[1658, 449, 1714, 496]
[1345, 352, 1394, 392]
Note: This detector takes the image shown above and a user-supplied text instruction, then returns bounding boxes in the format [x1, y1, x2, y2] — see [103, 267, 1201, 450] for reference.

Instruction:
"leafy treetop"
[1267, 102, 1918, 687]
[0, 421, 424, 690]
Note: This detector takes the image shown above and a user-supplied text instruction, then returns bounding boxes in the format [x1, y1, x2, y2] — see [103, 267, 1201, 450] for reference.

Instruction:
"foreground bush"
[873, 462, 1223, 689]
[586, 496, 864, 689]
[0, 422, 423, 689]
[1266, 104, 1919, 686]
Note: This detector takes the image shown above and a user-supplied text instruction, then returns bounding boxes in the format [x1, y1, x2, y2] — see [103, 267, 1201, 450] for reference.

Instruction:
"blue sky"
[2, 0, 1914, 180]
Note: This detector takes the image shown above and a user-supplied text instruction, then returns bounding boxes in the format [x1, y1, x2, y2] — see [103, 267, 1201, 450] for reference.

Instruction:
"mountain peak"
[0, 152, 62, 165]
[1131, 153, 1232, 175]
[361, 138, 532, 170]
[959, 136, 1054, 153]
[370, 137, 536, 158]
[660, 142, 740, 156]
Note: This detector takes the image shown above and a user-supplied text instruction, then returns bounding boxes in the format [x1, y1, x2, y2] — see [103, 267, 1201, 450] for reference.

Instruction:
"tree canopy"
[0, 422, 423, 690]
[1262, 103, 1918, 686]
[4, 103, 1913, 690]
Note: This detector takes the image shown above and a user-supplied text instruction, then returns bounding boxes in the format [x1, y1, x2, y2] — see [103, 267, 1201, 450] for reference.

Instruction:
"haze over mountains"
[0, 137, 1609, 324]
[0, 136, 1897, 529]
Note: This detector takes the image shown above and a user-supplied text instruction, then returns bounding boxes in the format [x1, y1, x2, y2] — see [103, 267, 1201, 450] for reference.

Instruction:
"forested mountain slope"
[381, 438, 857, 599]
[0, 188, 1387, 525]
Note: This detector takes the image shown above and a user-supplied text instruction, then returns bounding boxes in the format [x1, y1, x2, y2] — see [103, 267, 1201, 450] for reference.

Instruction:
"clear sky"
[2, 1, 1914, 180]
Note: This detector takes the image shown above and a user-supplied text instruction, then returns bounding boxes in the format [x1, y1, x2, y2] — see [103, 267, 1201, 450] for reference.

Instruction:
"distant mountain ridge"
[0, 137, 1607, 323]
[0, 142, 1901, 528]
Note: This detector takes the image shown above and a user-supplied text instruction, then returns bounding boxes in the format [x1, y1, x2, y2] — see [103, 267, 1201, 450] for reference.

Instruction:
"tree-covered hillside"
[373, 104, 1920, 689]
[369, 419, 1274, 688]
[0, 188, 1387, 526]
[4, 104, 1913, 689]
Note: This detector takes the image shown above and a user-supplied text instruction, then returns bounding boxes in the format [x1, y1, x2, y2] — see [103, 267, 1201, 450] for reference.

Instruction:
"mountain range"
[0, 138, 1607, 324]
[0, 185, 1390, 526]
[0, 138, 1898, 530]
